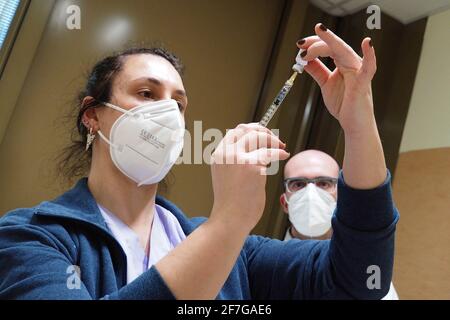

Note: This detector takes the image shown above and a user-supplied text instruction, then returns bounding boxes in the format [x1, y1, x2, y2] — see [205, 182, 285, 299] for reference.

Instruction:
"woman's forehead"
[117, 54, 184, 90]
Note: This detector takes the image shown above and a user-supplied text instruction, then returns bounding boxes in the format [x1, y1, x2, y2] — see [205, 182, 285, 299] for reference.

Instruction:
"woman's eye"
[139, 90, 153, 99]
[177, 101, 184, 111]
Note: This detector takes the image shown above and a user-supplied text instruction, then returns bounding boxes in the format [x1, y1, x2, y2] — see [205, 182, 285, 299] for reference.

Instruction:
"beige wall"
[0, 0, 284, 216]
[399, 9, 450, 153]
[393, 9, 450, 299]
[393, 148, 450, 299]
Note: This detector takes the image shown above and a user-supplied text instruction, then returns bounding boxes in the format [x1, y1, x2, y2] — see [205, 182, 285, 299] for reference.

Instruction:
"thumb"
[360, 37, 377, 81]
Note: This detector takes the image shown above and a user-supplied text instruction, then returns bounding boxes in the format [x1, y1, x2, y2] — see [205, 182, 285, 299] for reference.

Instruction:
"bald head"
[284, 150, 339, 181]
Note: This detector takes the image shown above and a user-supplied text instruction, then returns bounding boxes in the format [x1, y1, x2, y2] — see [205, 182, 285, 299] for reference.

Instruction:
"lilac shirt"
[98, 203, 186, 284]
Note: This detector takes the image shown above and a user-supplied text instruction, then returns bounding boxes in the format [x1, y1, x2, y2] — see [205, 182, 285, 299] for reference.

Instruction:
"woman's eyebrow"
[175, 89, 187, 97]
[132, 77, 186, 97]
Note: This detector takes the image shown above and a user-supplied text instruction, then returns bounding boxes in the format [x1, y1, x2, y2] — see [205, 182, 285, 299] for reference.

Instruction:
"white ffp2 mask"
[97, 99, 184, 187]
[286, 183, 336, 238]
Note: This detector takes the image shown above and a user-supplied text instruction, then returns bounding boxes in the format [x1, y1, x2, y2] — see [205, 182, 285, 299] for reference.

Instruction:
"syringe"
[259, 49, 307, 127]
[259, 71, 298, 127]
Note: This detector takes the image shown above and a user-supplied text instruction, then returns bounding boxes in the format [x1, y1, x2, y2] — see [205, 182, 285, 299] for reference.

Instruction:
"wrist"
[342, 119, 387, 189]
[209, 206, 253, 237]
[339, 89, 377, 135]
[341, 112, 378, 138]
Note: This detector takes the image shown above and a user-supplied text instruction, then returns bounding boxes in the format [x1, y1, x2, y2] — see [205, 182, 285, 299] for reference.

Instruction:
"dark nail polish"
[319, 23, 327, 31]
[369, 39, 373, 47]
[300, 50, 307, 58]
[297, 39, 305, 46]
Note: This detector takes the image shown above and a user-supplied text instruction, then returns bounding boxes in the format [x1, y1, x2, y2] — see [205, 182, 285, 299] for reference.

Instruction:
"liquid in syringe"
[259, 71, 298, 127]
[259, 49, 308, 127]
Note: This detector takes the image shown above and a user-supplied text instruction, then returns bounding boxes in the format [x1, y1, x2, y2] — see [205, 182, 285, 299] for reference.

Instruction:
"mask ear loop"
[97, 130, 121, 150]
[102, 102, 134, 116]
[96, 101, 132, 151]
[284, 193, 290, 205]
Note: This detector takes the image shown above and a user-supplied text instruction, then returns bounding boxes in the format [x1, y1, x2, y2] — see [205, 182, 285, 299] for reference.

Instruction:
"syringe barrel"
[259, 82, 294, 127]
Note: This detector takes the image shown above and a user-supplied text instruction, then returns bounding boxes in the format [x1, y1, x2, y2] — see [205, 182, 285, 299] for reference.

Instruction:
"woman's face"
[96, 53, 187, 139]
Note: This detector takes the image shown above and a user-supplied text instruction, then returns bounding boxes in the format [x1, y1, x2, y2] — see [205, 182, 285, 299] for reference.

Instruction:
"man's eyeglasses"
[284, 177, 338, 193]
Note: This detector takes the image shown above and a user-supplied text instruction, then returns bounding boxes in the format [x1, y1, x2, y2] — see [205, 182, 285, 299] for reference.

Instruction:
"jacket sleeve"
[0, 222, 93, 299]
[0, 219, 175, 300]
[244, 170, 399, 300]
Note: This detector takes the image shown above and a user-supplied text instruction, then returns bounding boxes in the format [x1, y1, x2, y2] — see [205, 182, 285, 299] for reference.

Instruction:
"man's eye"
[293, 181, 306, 189]
[317, 181, 332, 189]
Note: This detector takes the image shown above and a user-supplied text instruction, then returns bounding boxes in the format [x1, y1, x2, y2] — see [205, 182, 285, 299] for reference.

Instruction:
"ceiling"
[309, 0, 450, 24]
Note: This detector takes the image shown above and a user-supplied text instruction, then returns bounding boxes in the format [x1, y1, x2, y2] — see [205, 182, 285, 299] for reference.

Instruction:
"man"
[280, 149, 399, 300]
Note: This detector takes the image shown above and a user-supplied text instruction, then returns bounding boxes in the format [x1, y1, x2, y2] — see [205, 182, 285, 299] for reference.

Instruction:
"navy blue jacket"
[0, 172, 398, 299]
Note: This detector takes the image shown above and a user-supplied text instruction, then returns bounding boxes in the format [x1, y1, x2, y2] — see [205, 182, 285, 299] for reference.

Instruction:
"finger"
[360, 37, 377, 81]
[314, 23, 360, 67]
[300, 40, 333, 61]
[296, 36, 321, 49]
[222, 123, 278, 144]
[217, 124, 281, 161]
[237, 131, 285, 152]
[304, 58, 331, 88]
[242, 123, 278, 137]
[247, 148, 290, 166]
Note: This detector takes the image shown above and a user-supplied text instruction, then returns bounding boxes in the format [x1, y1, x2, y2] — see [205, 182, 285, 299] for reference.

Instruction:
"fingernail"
[319, 23, 327, 32]
[369, 39, 373, 47]
[296, 38, 305, 46]
[300, 50, 307, 58]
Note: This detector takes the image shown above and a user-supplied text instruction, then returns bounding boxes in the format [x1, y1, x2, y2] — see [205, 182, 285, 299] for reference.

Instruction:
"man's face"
[282, 151, 339, 207]
[280, 150, 339, 240]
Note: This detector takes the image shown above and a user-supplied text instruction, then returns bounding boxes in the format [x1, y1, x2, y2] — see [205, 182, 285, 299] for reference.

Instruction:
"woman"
[0, 24, 398, 299]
